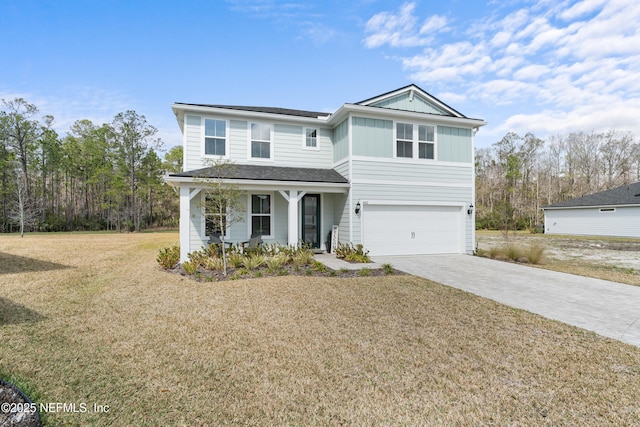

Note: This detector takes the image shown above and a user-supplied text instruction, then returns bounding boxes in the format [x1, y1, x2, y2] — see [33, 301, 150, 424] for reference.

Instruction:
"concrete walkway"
[373, 254, 640, 347]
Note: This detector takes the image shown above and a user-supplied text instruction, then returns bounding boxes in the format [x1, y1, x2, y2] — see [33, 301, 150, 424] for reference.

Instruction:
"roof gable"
[356, 84, 465, 118]
[544, 181, 640, 208]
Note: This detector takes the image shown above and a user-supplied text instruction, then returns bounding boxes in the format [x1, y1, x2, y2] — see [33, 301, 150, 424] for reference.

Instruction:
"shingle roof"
[543, 181, 640, 208]
[170, 164, 349, 184]
[173, 103, 329, 119]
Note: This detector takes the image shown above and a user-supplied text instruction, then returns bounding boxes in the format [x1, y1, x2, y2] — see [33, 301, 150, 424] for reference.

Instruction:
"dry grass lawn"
[2, 232, 640, 426]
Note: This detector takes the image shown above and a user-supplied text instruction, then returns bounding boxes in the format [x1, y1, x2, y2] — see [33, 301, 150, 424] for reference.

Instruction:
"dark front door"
[302, 194, 320, 248]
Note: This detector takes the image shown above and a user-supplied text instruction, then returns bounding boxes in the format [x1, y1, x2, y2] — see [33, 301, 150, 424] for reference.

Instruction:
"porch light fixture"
[467, 204, 474, 215]
[355, 201, 361, 215]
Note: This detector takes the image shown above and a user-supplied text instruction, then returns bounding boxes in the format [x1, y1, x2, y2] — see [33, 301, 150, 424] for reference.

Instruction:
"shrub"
[526, 242, 546, 265]
[292, 248, 314, 266]
[228, 253, 244, 269]
[336, 242, 371, 263]
[359, 267, 372, 276]
[188, 250, 206, 267]
[157, 245, 180, 269]
[204, 257, 224, 272]
[505, 245, 522, 261]
[311, 260, 328, 272]
[265, 254, 287, 272]
[243, 255, 265, 270]
[182, 260, 198, 275]
[382, 263, 394, 275]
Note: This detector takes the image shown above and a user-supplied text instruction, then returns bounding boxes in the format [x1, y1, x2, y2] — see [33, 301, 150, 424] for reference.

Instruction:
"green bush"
[204, 257, 224, 271]
[336, 242, 371, 263]
[157, 245, 180, 269]
[359, 267, 372, 276]
[382, 263, 394, 275]
[242, 255, 265, 270]
[265, 254, 287, 272]
[182, 260, 198, 275]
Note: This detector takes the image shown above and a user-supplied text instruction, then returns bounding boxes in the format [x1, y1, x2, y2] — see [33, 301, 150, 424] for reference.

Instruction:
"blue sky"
[1, 0, 639, 150]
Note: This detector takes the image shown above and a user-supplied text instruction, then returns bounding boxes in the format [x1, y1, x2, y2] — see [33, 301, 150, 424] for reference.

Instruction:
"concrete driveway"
[373, 254, 640, 347]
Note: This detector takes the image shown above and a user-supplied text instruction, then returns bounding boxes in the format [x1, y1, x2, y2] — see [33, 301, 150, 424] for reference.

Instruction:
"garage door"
[362, 204, 463, 256]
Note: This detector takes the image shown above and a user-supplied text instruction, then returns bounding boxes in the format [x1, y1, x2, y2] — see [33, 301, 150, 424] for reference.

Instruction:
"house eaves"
[542, 181, 640, 209]
[172, 103, 331, 132]
[167, 164, 349, 184]
[326, 103, 487, 129]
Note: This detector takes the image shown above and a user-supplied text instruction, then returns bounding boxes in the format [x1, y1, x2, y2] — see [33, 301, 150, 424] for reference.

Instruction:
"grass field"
[2, 232, 640, 425]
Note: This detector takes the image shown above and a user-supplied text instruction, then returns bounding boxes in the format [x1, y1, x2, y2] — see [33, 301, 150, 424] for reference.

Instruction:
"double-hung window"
[250, 123, 272, 159]
[305, 128, 318, 148]
[396, 123, 413, 158]
[418, 125, 435, 159]
[204, 119, 226, 157]
[251, 194, 271, 236]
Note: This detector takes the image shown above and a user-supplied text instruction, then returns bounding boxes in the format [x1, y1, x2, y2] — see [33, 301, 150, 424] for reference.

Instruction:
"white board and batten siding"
[544, 206, 640, 238]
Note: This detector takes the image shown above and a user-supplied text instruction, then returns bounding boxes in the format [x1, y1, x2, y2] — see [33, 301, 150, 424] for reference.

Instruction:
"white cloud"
[364, 0, 640, 145]
[364, 2, 448, 48]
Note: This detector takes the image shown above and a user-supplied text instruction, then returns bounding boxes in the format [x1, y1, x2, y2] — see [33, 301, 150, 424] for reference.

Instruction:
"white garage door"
[363, 204, 463, 256]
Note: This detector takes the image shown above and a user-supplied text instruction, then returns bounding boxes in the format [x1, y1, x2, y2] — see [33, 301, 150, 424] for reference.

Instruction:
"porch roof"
[169, 164, 349, 184]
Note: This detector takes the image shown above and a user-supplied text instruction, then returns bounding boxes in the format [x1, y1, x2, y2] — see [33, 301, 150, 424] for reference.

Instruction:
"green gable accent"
[437, 126, 472, 163]
[371, 92, 448, 115]
[352, 117, 393, 157]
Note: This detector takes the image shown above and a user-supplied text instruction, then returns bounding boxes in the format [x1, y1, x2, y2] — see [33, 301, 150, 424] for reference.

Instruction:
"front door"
[301, 194, 321, 248]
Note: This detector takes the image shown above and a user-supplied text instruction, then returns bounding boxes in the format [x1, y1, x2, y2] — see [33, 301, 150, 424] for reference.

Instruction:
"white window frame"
[393, 121, 437, 161]
[303, 127, 320, 150]
[418, 124, 436, 160]
[202, 193, 230, 239]
[395, 122, 414, 159]
[202, 118, 228, 159]
[248, 122, 273, 161]
[248, 193, 274, 238]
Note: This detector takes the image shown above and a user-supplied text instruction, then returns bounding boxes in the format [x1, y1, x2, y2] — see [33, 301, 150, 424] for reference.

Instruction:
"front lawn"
[1, 232, 640, 425]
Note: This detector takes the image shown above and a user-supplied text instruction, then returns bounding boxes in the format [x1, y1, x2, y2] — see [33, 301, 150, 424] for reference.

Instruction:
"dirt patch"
[477, 232, 640, 272]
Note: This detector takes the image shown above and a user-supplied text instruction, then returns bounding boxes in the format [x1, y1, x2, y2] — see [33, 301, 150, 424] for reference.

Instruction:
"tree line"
[476, 130, 640, 231]
[0, 98, 183, 234]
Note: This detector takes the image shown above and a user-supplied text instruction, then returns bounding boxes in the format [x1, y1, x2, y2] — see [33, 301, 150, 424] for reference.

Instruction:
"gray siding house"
[543, 181, 640, 238]
[167, 85, 486, 262]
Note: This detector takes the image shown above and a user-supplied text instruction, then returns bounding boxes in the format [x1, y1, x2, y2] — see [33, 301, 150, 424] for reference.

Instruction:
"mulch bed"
[0, 380, 39, 427]
[168, 263, 404, 282]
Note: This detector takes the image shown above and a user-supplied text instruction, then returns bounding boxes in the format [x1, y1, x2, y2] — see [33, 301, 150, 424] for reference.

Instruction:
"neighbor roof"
[173, 103, 328, 118]
[169, 164, 349, 184]
[543, 181, 640, 209]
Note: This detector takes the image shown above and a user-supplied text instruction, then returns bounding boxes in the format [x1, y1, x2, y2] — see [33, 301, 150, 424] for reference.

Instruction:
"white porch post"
[279, 189, 306, 247]
[179, 185, 191, 262]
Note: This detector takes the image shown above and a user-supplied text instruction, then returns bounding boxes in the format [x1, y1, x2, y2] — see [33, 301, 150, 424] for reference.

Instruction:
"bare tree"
[198, 160, 245, 275]
[10, 167, 39, 237]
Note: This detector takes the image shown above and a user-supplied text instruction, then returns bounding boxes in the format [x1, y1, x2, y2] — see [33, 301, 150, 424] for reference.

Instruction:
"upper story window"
[250, 123, 272, 159]
[395, 122, 436, 160]
[204, 119, 226, 157]
[396, 123, 413, 158]
[418, 125, 435, 159]
[305, 128, 318, 148]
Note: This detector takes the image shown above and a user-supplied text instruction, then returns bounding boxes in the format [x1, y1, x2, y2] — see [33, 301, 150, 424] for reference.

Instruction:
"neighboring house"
[166, 84, 487, 262]
[542, 181, 640, 238]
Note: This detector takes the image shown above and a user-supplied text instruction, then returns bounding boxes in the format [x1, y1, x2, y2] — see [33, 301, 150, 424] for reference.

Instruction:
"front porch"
[167, 164, 350, 262]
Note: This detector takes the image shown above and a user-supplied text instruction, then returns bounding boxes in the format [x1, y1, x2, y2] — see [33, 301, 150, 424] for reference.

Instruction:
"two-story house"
[167, 84, 486, 262]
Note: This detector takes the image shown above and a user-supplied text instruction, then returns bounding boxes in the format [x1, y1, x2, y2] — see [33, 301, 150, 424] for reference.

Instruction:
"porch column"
[179, 185, 191, 262]
[279, 190, 306, 247]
